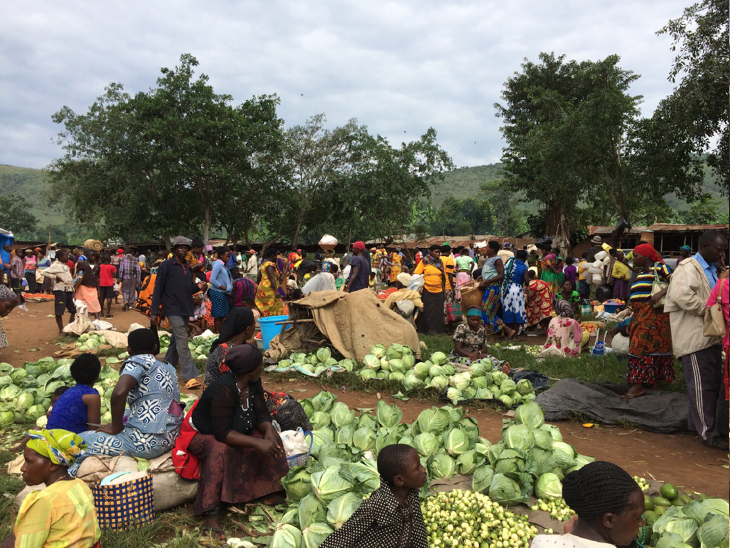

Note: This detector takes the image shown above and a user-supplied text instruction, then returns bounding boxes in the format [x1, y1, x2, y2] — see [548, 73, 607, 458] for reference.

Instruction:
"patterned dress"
[255, 260, 285, 317]
[389, 254, 402, 284]
[525, 279, 552, 327]
[627, 263, 674, 385]
[70, 354, 182, 476]
[540, 254, 564, 297]
[544, 299, 583, 357]
[501, 258, 527, 325]
[450, 323, 489, 365]
[481, 256, 505, 335]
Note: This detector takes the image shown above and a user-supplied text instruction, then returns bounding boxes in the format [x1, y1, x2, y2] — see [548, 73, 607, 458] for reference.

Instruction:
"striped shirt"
[630, 263, 672, 302]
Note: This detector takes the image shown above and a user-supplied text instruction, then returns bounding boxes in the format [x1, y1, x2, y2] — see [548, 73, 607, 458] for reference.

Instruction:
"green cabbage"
[35, 414, 48, 428]
[429, 376, 449, 390]
[444, 428, 469, 456]
[431, 352, 448, 365]
[25, 404, 46, 422]
[489, 473, 528, 506]
[302, 523, 334, 548]
[526, 448, 557, 477]
[498, 394, 513, 407]
[0, 384, 20, 402]
[311, 412, 331, 429]
[330, 402, 356, 428]
[416, 408, 450, 434]
[414, 432, 440, 457]
[358, 413, 377, 430]
[352, 426, 376, 452]
[387, 344, 404, 360]
[402, 354, 415, 368]
[450, 373, 471, 391]
[402, 374, 423, 391]
[0, 363, 13, 374]
[363, 355, 380, 369]
[502, 423, 535, 451]
[10, 369, 28, 384]
[311, 391, 336, 413]
[413, 362, 430, 379]
[515, 379, 534, 396]
[472, 464, 495, 493]
[297, 494, 326, 529]
[430, 452, 456, 479]
[340, 460, 380, 492]
[359, 369, 377, 380]
[334, 425, 354, 446]
[271, 523, 303, 548]
[370, 344, 386, 358]
[492, 371, 508, 385]
[533, 429, 554, 450]
[494, 449, 525, 475]
[446, 387, 462, 405]
[535, 472, 563, 499]
[376, 401, 402, 428]
[388, 372, 405, 382]
[514, 402, 545, 430]
[311, 467, 353, 502]
[429, 364, 447, 378]
[24, 363, 47, 377]
[281, 468, 312, 501]
[338, 359, 355, 371]
[696, 514, 729, 548]
[457, 449, 481, 475]
[472, 376, 489, 389]
[500, 379, 517, 395]
[15, 391, 35, 412]
[475, 388, 493, 399]
[326, 492, 362, 529]
[0, 410, 14, 427]
[540, 423, 563, 443]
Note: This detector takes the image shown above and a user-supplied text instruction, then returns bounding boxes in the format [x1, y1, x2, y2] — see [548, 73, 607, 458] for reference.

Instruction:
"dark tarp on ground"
[266, 289, 421, 362]
[535, 378, 688, 434]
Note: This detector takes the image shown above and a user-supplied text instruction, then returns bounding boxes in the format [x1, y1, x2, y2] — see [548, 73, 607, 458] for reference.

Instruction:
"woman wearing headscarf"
[544, 280, 584, 357]
[6, 429, 100, 548]
[414, 244, 446, 334]
[501, 249, 529, 334]
[255, 248, 285, 317]
[624, 244, 674, 399]
[0, 284, 19, 349]
[540, 251, 564, 298]
[677, 244, 692, 265]
[204, 307, 256, 388]
[479, 241, 515, 338]
[184, 345, 289, 540]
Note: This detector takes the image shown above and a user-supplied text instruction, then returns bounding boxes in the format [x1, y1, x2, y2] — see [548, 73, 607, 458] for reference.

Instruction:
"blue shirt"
[210, 259, 233, 294]
[694, 253, 717, 287]
[122, 354, 180, 435]
[47, 384, 99, 434]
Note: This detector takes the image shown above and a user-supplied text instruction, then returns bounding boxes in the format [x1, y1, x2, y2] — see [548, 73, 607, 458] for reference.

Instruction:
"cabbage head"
[387, 344, 403, 360]
[0, 410, 14, 427]
[0, 362, 13, 374]
[403, 374, 423, 391]
[444, 428, 469, 456]
[472, 376, 489, 389]
[533, 429, 554, 451]
[514, 402, 545, 430]
[271, 523, 303, 548]
[429, 376, 449, 391]
[311, 391, 336, 413]
[352, 426, 376, 452]
[472, 464, 495, 493]
[311, 467, 353, 502]
[450, 373, 471, 391]
[494, 449, 525, 475]
[526, 448, 557, 477]
[457, 449, 481, 475]
[498, 394, 513, 407]
[535, 472, 563, 499]
[460, 417, 480, 442]
[696, 514, 729, 548]
[35, 414, 48, 428]
[277, 360, 292, 369]
[389, 359, 405, 374]
[297, 494, 326, 529]
[489, 386, 502, 398]
[492, 371, 508, 385]
[0, 384, 21, 402]
[376, 401, 402, 428]
[15, 391, 35, 412]
[500, 379, 517, 396]
[334, 425, 354, 446]
[431, 352, 448, 365]
[430, 452, 457, 479]
[370, 344, 386, 358]
[338, 359, 355, 371]
[540, 423, 563, 443]
[302, 523, 334, 548]
[402, 354, 415, 369]
[502, 423, 535, 451]
[446, 387, 462, 405]
[25, 404, 46, 422]
[24, 363, 47, 377]
[10, 369, 28, 384]
[0, 376, 11, 389]
[416, 408, 450, 435]
[413, 362, 430, 379]
[414, 432, 440, 457]
[388, 372, 405, 382]
[375, 427, 400, 454]
[359, 369, 377, 381]
[281, 467, 312, 501]
[311, 411, 331, 429]
[330, 402, 356, 428]
[326, 492, 362, 530]
[316, 348, 332, 363]
[358, 413, 377, 430]
[489, 474, 528, 506]
[516, 379, 534, 396]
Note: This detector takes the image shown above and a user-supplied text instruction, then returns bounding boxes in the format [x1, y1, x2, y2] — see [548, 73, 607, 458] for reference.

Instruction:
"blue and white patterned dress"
[501, 258, 527, 325]
[70, 354, 182, 476]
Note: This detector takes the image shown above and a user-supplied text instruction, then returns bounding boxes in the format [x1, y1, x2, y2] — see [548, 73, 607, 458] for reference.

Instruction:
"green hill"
[429, 164, 504, 207]
[0, 165, 66, 227]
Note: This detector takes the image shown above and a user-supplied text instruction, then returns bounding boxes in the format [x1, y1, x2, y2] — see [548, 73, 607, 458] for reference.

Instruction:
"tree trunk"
[203, 203, 211, 244]
[291, 219, 304, 249]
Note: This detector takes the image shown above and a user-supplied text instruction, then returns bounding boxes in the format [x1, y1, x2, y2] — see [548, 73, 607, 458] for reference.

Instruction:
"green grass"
[0, 450, 27, 541]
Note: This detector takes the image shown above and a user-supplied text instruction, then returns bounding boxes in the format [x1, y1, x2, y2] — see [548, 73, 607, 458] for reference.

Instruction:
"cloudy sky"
[1, 0, 687, 170]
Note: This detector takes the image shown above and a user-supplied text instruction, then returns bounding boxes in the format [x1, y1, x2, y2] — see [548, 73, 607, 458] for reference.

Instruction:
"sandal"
[621, 390, 645, 400]
[200, 526, 227, 541]
[105, 315, 113, 319]
[185, 378, 203, 389]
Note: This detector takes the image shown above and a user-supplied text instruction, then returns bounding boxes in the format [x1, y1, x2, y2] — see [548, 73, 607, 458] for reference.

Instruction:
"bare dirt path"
[2, 301, 727, 498]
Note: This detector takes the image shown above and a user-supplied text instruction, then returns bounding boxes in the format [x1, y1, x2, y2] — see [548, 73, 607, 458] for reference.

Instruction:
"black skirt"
[418, 290, 445, 334]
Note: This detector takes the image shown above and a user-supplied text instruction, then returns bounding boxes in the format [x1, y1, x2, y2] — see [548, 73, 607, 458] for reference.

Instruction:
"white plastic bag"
[280, 429, 310, 457]
[595, 251, 608, 261]
[318, 234, 338, 246]
[410, 274, 425, 292]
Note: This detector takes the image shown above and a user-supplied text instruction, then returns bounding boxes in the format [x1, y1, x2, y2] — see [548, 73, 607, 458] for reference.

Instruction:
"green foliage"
[0, 194, 37, 235]
[431, 196, 492, 237]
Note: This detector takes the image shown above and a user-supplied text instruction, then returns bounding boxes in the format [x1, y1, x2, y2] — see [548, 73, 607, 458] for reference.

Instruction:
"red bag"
[445, 301, 462, 323]
[171, 399, 201, 480]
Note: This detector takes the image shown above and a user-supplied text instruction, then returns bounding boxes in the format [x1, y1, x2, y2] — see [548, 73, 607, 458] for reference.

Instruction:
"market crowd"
[0, 230, 728, 547]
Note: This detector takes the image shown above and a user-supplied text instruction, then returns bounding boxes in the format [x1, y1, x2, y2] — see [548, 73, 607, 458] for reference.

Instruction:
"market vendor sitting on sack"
[450, 306, 490, 365]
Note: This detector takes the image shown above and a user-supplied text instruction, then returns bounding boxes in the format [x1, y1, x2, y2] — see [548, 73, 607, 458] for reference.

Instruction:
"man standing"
[40, 248, 76, 334]
[245, 249, 258, 280]
[117, 246, 141, 311]
[151, 236, 204, 389]
[344, 241, 370, 293]
[665, 230, 728, 450]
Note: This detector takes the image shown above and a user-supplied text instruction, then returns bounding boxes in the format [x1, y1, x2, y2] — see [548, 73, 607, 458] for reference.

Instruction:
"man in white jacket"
[664, 230, 728, 450]
[245, 249, 258, 280]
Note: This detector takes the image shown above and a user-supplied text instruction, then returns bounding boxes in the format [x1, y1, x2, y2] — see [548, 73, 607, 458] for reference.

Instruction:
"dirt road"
[2, 301, 728, 498]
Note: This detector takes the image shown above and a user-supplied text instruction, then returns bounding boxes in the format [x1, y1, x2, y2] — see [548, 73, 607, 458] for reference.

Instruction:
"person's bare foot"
[259, 491, 286, 506]
[622, 384, 645, 399]
[201, 518, 226, 541]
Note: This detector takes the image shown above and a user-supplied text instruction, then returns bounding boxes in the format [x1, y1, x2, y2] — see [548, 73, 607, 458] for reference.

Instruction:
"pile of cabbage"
[646, 498, 728, 548]
[275, 347, 356, 375]
[470, 402, 596, 507]
[358, 344, 535, 407]
[74, 332, 109, 351]
[185, 331, 217, 361]
[0, 359, 75, 427]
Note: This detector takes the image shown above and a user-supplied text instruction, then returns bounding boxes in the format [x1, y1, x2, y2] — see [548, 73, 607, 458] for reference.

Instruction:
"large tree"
[657, 0, 729, 191]
[0, 194, 38, 235]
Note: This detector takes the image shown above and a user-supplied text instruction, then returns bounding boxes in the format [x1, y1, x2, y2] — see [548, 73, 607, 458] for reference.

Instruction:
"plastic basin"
[258, 315, 289, 351]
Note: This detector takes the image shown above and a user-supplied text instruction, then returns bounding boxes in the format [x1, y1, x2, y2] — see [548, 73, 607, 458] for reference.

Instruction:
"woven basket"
[83, 239, 104, 252]
[460, 281, 483, 310]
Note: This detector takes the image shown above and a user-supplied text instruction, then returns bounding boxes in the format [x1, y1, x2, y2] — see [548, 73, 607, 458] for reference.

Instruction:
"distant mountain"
[428, 164, 504, 207]
[0, 164, 66, 227]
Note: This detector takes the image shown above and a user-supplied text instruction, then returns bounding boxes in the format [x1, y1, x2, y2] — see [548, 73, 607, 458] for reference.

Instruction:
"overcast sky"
[1, 0, 687, 170]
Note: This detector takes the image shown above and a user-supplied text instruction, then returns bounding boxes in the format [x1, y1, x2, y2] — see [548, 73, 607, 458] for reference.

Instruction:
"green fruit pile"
[634, 475, 650, 491]
[531, 498, 575, 522]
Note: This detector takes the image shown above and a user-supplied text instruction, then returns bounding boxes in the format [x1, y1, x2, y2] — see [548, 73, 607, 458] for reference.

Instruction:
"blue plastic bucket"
[258, 315, 289, 351]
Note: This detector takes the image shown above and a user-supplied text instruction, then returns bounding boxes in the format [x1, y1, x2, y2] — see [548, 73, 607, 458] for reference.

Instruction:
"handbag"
[651, 263, 668, 308]
[445, 301, 463, 323]
[703, 279, 726, 338]
[90, 471, 154, 531]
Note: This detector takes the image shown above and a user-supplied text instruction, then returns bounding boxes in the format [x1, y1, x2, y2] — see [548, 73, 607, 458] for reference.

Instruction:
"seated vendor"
[204, 307, 256, 388]
[69, 328, 183, 476]
[383, 273, 424, 312]
[183, 344, 289, 541]
[451, 306, 490, 364]
[544, 280, 584, 357]
[1, 429, 100, 548]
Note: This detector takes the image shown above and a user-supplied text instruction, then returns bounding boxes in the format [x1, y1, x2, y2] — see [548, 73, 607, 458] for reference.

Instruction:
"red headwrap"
[633, 243, 664, 263]
[353, 241, 366, 252]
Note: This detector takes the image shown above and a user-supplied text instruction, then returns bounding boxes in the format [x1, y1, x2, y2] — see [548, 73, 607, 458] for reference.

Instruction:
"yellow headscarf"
[26, 429, 86, 467]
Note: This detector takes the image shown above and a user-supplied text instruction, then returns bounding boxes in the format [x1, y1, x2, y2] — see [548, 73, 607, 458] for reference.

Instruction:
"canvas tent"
[265, 289, 421, 361]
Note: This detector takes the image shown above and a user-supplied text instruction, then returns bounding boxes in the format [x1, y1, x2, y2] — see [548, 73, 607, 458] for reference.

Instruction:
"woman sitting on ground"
[69, 328, 183, 475]
[183, 344, 289, 540]
[544, 280, 584, 357]
[0, 429, 100, 548]
[451, 306, 490, 365]
[203, 307, 256, 388]
[531, 461, 645, 548]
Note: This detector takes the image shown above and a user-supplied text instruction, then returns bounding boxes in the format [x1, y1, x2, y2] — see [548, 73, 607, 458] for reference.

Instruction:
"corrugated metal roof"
[647, 223, 729, 232]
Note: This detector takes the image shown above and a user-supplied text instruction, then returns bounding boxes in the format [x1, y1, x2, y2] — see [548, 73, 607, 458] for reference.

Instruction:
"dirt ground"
[2, 301, 728, 498]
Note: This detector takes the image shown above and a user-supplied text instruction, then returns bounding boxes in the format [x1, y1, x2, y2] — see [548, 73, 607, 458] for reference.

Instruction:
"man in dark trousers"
[151, 236, 204, 388]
